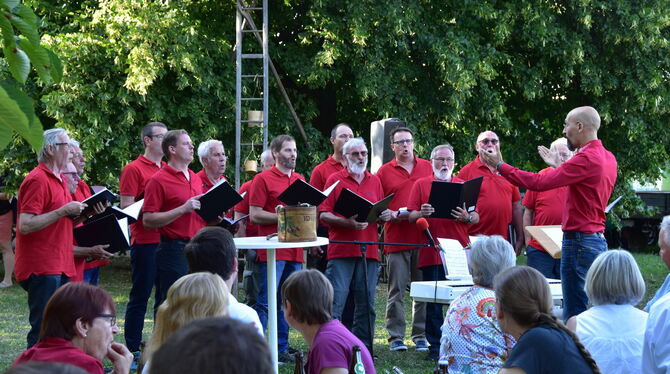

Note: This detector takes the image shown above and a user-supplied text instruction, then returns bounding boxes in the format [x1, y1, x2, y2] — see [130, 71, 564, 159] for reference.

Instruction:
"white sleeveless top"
[576, 304, 648, 374]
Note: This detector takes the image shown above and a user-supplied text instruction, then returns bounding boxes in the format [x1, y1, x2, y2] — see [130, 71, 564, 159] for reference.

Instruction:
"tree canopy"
[1, 0, 669, 220]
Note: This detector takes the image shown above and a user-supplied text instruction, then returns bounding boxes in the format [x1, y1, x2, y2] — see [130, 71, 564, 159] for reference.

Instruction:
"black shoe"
[278, 351, 295, 364]
[425, 350, 439, 362]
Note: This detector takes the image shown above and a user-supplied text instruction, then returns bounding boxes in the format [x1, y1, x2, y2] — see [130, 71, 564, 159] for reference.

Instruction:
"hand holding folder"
[333, 188, 395, 223]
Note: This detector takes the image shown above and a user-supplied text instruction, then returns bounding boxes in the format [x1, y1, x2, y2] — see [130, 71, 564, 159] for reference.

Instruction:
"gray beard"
[348, 162, 367, 175]
[433, 166, 452, 180]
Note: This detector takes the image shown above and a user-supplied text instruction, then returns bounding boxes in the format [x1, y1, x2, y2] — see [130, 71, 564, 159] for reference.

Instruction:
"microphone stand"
[329, 239, 431, 357]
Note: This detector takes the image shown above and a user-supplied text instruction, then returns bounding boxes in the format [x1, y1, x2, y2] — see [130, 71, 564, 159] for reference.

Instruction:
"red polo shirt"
[458, 156, 520, 240]
[73, 180, 92, 201]
[119, 155, 165, 244]
[71, 181, 109, 281]
[310, 155, 345, 191]
[500, 139, 617, 234]
[13, 337, 104, 374]
[249, 166, 305, 262]
[320, 169, 384, 261]
[522, 168, 568, 252]
[14, 163, 75, 282]
[377, 156, 433, 253]
[196, 169, 227, 193]
[235, 179, 258, 237]
[408, 175, 471, 268]
[143, 165, 205, 240]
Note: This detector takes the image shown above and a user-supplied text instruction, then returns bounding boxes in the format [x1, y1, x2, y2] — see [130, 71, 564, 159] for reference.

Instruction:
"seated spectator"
[143, 272, 229, 373]
[439, 235, 516, 372]
[567, 250, 647, 373]
[644, 215, 670, 312]
[13, 283, 133, 374]
[495, 266, 600, 374]
[149, 317, 273, 374]
[184, 227, 263, 335]
[5, 362, 88, 374]
[281, 269, 375, 374]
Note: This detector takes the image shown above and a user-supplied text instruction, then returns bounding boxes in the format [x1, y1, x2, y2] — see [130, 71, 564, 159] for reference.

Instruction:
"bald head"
[566, 106, 601, 132]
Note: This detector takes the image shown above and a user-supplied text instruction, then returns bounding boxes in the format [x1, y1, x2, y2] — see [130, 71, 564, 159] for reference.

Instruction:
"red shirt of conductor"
[407, 143, 480, 360]
[143, 129, 204, 308]
[319, 137, 393, 351]
[478, 106, 617, 321]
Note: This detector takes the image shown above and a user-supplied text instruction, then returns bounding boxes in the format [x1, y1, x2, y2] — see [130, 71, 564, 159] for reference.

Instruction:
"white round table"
[234, 236, 328, 372]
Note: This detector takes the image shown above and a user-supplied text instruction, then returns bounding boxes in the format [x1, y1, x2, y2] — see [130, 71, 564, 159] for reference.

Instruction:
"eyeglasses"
[54, 142, 71, 148]
[347, 151, 368, 158]
[479, 138, 499, 145]
[149, 134, 165, 140]
[97, 314, 117, 327]
[62, 172, 79, 179]
[392, 139, 413, 145]
[432, 157, 455, 163]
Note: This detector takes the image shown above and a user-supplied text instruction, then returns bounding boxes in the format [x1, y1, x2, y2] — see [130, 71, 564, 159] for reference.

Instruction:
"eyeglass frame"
[147, 134, 165, 140]
[432, 157, 455, 163]
[346, 151, 368, 158]
[391, 139, 413, 146]
[96, 313, 117, 327]
[478, 138, 499, 145]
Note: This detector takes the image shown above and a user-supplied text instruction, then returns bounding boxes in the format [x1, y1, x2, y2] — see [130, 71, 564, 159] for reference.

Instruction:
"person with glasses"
[119, 122, 167, 358]
[15, 128, 88, 348]
[407, 143, 481, 361]
[376, 127, 433, 353]
[458, 131, 524, 255]
[479, 106, 617, 322]
[13, 282, 133, 374]
[320, 137, 393, 352]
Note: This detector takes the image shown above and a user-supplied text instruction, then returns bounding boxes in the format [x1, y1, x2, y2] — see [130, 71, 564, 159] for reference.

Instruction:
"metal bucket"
[276, 205, 317, 242]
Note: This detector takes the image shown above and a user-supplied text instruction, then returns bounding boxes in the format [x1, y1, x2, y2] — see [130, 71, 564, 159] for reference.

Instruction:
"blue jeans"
[253, 260, 302, 353]
[19, 274, 70, 348]
[124, 243, 160, 352]
[325, 257, 379, 351]
[155, 239, 188, 309]
[526, 245, 561, 280]
[83, 267, 100, 285]
[421, 265, 445, 353]
[561, 232, 607, 321]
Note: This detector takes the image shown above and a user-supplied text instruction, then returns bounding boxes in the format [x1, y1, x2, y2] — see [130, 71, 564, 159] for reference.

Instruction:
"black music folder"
[196, 180, 243, 222]
[86, 199, 143, 225]
[218, 214, 248, 229]
[428, 176, 483, 219]
[76, 188, 118, 219]
[333, 189, 395, 223]
[278, 179, 340, 206]
[74, 213, 130, 253]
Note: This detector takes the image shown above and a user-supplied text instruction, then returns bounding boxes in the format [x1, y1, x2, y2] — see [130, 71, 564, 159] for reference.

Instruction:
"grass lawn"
[0, 251, 666, 373]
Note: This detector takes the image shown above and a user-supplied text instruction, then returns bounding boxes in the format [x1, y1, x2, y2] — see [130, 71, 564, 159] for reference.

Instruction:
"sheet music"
[545, 227, 564, 248]
[118, 218, 130, 245]
[123, 199, 143, 220]
[437, 238, 471, 279]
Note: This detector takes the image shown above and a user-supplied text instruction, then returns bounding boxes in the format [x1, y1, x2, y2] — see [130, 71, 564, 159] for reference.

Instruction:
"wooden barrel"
[277, 205, 317, 242]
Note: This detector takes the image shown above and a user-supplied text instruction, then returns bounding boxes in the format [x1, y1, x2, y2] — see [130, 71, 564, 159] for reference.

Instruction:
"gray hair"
[661, 215, 670, 245]
[430, 144, 454, 160]
[260, 149, 274, 169]
[197, 139, 223, 165]
[549, 137, 567, 150]
[469, 235, 516, 287]
[342, 137, 366, 155]
[585, 249, 645, 306]
[38, 128, 67, 163]
[69, 139, 80, 148]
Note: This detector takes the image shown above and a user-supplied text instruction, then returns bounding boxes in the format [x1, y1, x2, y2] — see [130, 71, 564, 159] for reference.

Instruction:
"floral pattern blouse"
[439, 286, 515, 373]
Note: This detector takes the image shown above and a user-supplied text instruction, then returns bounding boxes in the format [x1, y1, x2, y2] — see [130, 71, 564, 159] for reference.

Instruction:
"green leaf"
[0, 0, 20, 11]
[0, 11, 15, 47]
[19, 38, 51, 84]
[7, 5, 38, 45]
[0, 80, 43, 151]
[4, 45, 30, 83]
[45, 47, 63, 84]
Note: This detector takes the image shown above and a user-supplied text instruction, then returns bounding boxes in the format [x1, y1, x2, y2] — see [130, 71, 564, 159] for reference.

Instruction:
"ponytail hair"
[494, 266, 601, 374]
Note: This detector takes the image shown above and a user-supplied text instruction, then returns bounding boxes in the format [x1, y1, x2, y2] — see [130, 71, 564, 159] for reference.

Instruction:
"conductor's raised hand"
[347, 215, 368, 230]
[537, 145, 558, 168]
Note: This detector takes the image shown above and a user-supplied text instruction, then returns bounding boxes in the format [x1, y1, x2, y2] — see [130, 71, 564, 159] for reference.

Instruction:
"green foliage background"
[1, 0, 669, 221]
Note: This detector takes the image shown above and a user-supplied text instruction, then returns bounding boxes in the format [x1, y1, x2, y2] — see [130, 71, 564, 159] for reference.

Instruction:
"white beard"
[348, 162, 367, 175]
[433, 165, 452, 181]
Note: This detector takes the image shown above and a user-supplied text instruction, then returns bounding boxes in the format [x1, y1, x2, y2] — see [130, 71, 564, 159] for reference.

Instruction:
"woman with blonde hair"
[142, 272, 229, 373]
[567, 250, 647, 373]
[495, 266, 600, 374]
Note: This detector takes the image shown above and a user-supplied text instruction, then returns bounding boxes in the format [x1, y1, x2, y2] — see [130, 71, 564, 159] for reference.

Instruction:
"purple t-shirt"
[308, 320, 376, 374]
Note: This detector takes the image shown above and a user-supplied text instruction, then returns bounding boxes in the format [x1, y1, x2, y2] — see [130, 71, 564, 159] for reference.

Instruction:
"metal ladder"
[235, 0, 268, 189]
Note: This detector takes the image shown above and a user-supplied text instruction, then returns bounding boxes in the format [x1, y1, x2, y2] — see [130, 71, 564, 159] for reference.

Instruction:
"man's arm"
[143, 196, 200, 230]
[19, 201, 85, 234]
[320, 211, 368, 230]
[233, 211, 247, 237]
[522, 208, 534, 245]
[249, 205, 277, 225]
[73, 244, 113, 259]
[512, 200, 524, 255]
[120, 195, 135, 210]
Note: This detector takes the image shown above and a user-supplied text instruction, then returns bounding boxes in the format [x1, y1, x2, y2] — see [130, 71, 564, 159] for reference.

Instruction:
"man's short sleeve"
[522, 189, 537, 209]
[248, 174, 268, 208]
[19, 177, 48, 215]
[512, 185, 521, 203]
[142, 177, 163, 213]
[319, 174, 340, 214]
[119, 163, 141, 197]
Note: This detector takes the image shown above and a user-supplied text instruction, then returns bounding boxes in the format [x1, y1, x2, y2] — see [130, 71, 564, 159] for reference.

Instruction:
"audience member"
[439, 235, 516, 372]
[282, 269, 375, 374]
[644, 215, 670, 311]
[184, 226, 263, 335]
[5, 361, 88, 374]
[567, 250, 647, 373]
[120, 122, 167, 356]
[143, 272, 229, 373]
[377, 127, 432, 352]
[13, 282, 133, 374]
[495, 266, 600, 374]
[0, 187, 14, 288]
[15, 128, 86, 347]
[149, 317, 273, 374]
